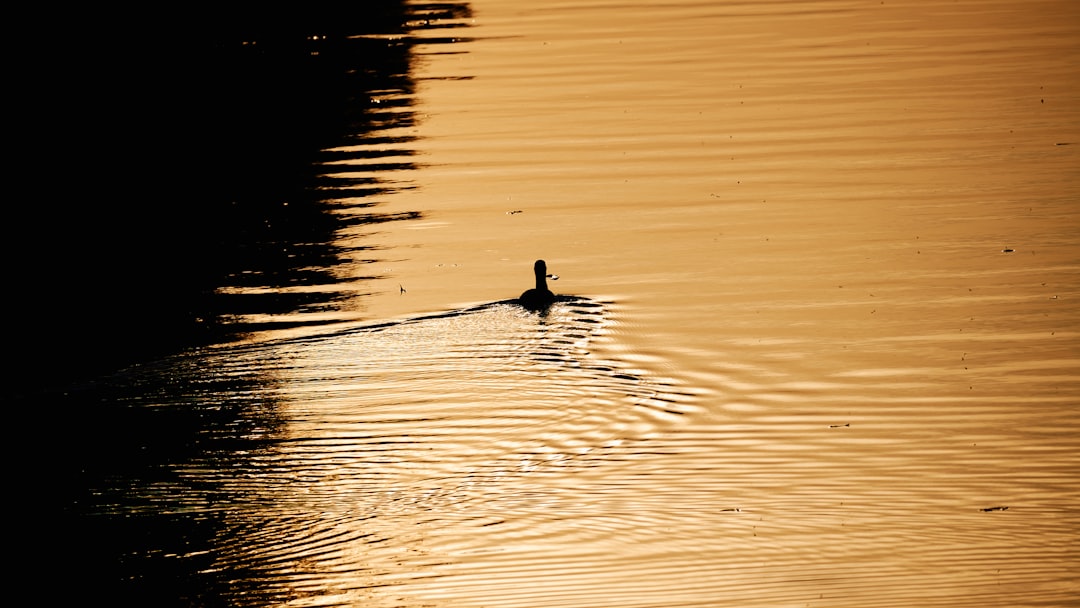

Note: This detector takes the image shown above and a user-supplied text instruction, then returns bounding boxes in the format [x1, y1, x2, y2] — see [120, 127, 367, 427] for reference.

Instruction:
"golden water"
[86, 0, 1079, 606]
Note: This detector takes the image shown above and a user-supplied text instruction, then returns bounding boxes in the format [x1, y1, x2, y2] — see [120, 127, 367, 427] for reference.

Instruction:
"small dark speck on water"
[981, 506, 1009, 512]
[829, 423, 850, 428]
[1002, 248, 1014, 253]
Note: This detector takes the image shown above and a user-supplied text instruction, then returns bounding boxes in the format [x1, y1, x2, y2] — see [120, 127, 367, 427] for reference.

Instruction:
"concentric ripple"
[75, 297, 707, 606]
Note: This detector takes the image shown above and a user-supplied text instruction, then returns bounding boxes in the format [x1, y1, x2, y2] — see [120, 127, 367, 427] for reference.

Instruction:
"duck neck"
[535, 270, 547, 291]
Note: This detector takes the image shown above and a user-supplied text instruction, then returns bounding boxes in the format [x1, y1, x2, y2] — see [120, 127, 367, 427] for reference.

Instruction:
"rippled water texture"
[48, 0, 1079, 606]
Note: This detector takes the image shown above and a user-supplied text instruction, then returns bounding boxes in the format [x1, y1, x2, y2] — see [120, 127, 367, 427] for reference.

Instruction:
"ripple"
[59, 286, 1080, 608]
[73, 297, 712, 605]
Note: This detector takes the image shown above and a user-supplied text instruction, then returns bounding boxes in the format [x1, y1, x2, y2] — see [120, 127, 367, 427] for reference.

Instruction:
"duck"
[518, 259, 556, 311]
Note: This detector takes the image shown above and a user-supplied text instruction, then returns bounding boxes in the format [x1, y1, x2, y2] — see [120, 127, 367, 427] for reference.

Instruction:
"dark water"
[21, 3, 473, 604]
[14, 2, 467, 388]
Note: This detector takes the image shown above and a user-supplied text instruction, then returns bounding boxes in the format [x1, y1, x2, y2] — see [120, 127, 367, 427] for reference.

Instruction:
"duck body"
[518, 259, 556, 311]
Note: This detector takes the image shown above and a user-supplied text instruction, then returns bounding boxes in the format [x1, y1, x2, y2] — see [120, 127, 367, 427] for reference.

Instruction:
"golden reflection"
[65, 0, 1080, 605]
[341, 0, 1078, 605]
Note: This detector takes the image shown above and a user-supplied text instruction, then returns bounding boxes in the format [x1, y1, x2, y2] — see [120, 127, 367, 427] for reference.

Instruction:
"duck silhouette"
[518, 259, 556, 311]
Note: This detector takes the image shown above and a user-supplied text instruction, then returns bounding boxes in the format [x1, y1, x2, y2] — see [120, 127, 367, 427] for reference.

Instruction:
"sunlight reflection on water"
[48, 0, 1080, 605]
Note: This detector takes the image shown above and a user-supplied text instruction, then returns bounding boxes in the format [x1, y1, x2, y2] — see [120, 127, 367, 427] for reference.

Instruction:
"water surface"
[47, 0, 1080, 606]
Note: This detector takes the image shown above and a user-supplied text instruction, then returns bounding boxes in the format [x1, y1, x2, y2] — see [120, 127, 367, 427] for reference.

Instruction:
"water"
[36, 0, 1080, 606]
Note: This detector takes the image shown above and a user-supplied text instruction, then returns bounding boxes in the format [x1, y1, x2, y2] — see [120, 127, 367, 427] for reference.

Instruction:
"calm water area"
[29, 0, 1080, 606]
